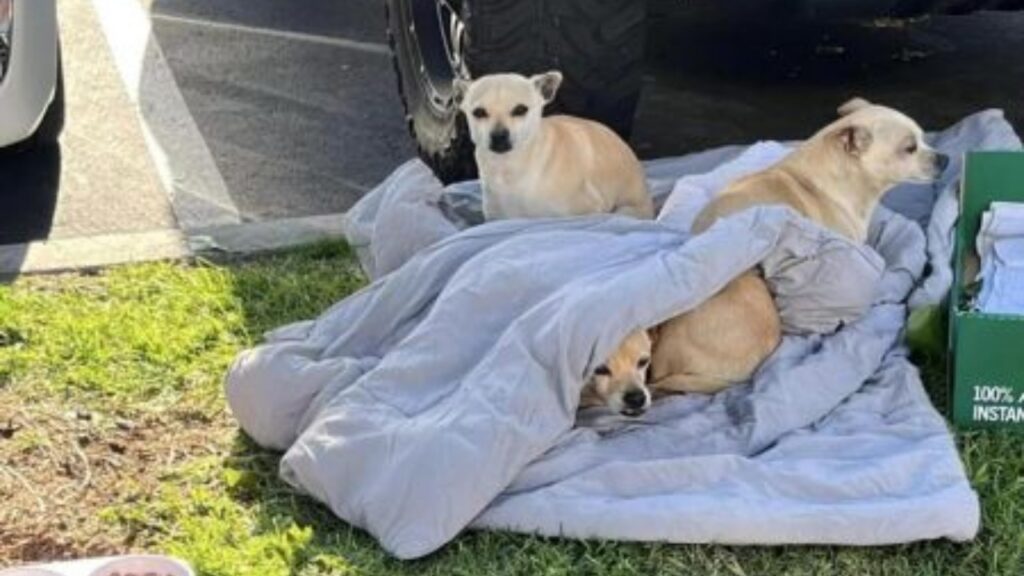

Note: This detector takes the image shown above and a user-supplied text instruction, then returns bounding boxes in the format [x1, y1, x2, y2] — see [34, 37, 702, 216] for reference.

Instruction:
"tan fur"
[455, 72, 653, 220]
[649, 272, 780, 394]
[580, 330, 653, 416]
[648, 99, 949, 395]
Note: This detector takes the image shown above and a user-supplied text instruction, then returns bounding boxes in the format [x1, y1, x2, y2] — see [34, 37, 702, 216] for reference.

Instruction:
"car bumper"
[0, 0, 58, 147]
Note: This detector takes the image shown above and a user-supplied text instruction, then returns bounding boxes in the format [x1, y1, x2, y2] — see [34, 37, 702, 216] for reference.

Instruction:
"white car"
[0, 0, 62, 149]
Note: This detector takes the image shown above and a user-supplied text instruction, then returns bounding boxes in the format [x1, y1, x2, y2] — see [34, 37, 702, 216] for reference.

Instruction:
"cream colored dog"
[580, 330, 653, 417]
[454, 72, 653, 220]
[644, 98, 950, 395]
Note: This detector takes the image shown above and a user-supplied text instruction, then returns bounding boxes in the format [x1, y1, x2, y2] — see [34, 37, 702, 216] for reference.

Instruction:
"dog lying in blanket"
[595, 98, 949, 416]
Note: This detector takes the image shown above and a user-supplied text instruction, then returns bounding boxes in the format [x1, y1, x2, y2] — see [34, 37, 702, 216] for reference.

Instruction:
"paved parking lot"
[148, 0, 413, 221]
[2, 0, 1023, 262]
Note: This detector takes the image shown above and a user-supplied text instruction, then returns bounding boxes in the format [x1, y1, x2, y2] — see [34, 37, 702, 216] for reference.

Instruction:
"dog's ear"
[452, 77, 471, 107]
[835, 125, 873, 157]
[531, 71, 563, 104]
[837, 97, 872, 117]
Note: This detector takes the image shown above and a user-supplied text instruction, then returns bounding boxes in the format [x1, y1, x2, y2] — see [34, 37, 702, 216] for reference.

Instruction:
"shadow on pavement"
[634, 11, 1024, 157]
[0, 143, 62, 280]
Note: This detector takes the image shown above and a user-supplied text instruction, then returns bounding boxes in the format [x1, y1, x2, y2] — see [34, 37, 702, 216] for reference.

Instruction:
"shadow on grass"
[222, 241, 367, 339]
[220, 434, 407, 570]
[182, 241, 417, 572]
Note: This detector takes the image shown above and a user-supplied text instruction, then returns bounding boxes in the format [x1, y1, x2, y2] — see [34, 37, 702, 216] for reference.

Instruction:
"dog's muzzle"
[621, 388, 648, 417]
[489, 129, 512, 154]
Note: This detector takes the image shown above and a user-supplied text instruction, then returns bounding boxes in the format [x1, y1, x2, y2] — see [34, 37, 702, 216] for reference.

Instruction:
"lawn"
[1, 242, 1022, 575]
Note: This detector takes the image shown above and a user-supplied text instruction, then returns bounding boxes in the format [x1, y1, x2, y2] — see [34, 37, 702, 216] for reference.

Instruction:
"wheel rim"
[408, 0, 467, 115]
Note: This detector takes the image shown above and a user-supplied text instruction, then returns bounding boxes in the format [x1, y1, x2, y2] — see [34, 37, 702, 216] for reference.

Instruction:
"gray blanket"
[225, 110, 1020, 559]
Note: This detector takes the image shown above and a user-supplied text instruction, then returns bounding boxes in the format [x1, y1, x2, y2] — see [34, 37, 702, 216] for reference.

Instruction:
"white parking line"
[150, 12, 391, 56]
[90, 0, 242, 230]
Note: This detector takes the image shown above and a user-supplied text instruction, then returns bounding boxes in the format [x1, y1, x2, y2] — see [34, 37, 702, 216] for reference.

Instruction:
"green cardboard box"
[949, 151, 1024, 428]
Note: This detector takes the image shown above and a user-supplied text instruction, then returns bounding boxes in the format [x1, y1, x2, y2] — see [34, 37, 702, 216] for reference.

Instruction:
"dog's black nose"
[489, 129, 511, 153]
[935, 153, 950, 173]
[622, 389, 647, 410]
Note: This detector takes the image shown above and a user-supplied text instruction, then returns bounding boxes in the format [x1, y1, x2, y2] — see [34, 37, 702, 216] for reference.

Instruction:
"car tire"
[31, 45, 65, 147]
[386, 0, 647, 183]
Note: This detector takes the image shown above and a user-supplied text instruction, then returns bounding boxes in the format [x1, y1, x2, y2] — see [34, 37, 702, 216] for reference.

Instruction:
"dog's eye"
[594, 365, 611, 377]
[511, 104, 529, 117]
[637, 357, 651, 369]
[472, 107, 489, 119]
[905, 143, 918, 154]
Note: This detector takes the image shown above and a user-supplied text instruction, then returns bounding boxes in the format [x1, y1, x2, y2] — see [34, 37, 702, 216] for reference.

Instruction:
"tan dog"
[454, 72, 653, 221]
[645, 98, 950, 395]
[580, 330, 653, 417]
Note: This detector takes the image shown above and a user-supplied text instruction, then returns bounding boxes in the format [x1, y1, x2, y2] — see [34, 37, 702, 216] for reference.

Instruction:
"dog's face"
[453, 72, 562, 155]
[581, 330, 653, 417]
[832, 98, 949, 186]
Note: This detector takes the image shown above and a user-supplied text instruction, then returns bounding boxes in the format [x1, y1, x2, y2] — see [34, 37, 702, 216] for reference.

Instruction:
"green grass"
[0, 242, 364, 408]
[2, 242, 1023, 575]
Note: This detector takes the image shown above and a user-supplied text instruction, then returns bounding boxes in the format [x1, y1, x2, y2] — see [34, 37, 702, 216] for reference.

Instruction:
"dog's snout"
[489, 127, 511, 153]
[622, 389, 647, 411]
[935, 152, 950, 173]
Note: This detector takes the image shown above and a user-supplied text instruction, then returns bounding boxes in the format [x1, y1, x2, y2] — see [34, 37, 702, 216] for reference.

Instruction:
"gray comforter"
[226, 110, 1021, 559]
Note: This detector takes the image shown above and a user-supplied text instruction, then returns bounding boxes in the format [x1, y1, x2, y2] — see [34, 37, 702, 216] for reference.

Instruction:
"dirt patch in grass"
[0, 391, 233, 564]
[0, 243, 367, 569]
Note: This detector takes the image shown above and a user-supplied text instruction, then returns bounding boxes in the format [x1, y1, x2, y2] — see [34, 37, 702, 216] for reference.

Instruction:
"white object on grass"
[0, 569, 63, 576]
[0, 555, 193, 576]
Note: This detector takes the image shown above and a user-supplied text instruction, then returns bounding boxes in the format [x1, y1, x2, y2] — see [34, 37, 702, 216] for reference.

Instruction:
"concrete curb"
[0, 229, 191, 277]
[0, 211, 348, 277]
[190, 212, 348, 254]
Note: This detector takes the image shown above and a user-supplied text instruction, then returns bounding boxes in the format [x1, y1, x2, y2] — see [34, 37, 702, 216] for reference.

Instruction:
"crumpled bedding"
[225, 110, 1021, 559]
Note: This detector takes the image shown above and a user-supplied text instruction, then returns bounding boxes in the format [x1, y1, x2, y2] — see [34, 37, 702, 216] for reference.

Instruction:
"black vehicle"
[385, 0, 1023, 183]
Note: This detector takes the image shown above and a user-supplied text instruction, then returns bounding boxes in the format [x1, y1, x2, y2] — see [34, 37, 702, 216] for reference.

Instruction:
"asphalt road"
[633, 11, 1024, 156]
[2, 1, 1023, 247]
[149, 0, 414, 221]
